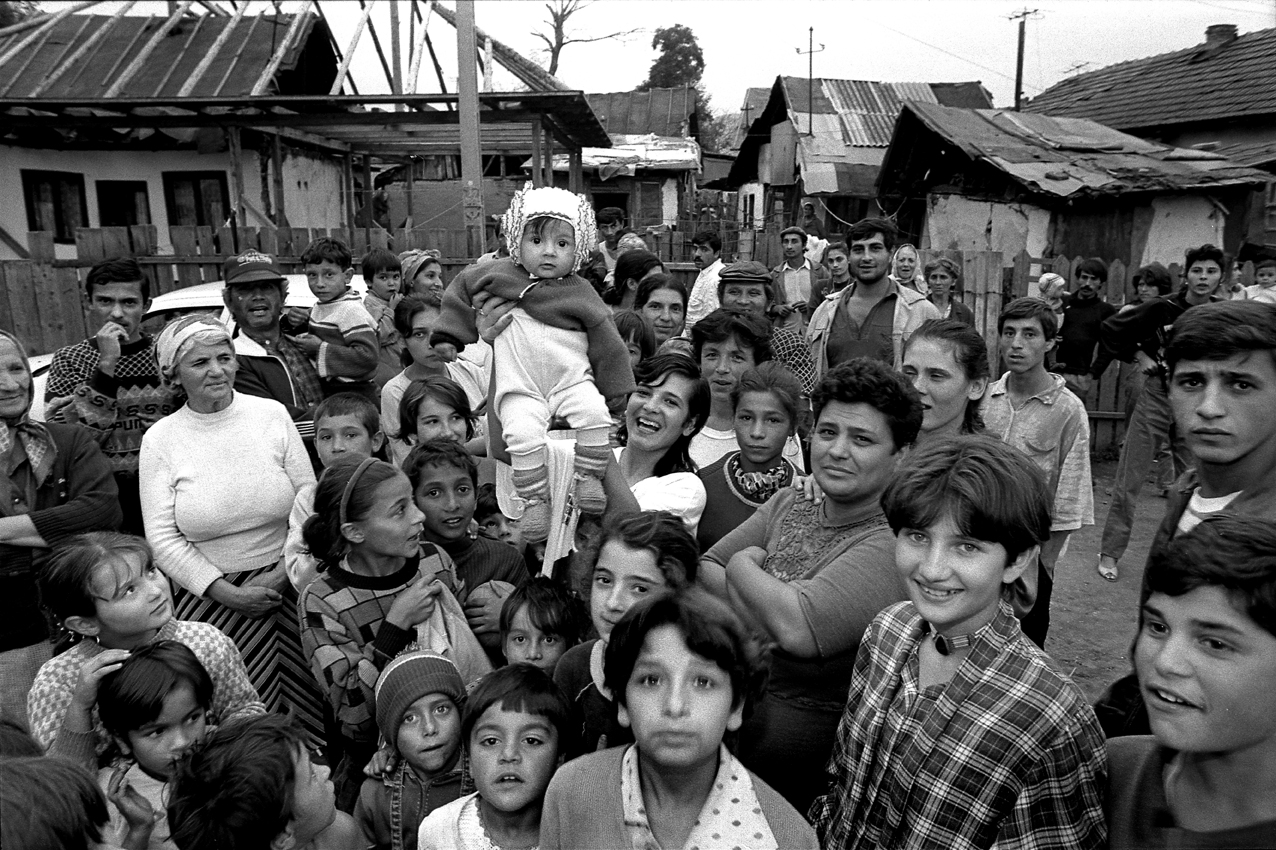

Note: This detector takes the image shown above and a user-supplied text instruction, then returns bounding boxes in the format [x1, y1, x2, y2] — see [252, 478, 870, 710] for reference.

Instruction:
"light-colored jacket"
[806, 280, 941, 375]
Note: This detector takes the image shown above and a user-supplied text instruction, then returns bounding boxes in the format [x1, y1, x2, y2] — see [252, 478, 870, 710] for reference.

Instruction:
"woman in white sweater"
[140, 316, 322, 744]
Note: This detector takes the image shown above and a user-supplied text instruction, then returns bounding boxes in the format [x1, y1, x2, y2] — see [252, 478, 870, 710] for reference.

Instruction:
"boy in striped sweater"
[292, 237, 380, 402]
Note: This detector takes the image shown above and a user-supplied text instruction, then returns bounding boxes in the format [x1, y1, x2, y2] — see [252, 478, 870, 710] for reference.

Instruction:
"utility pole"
[456, 0, 485, 257]
[795, 27, 824, 135]
[1008, 8, 1040, 111]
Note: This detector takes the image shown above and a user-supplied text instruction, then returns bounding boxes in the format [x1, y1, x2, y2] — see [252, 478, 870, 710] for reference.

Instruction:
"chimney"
[1205, 24, 1238, 47]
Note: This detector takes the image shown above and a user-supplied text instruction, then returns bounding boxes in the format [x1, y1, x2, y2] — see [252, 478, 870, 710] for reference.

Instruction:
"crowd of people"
[2, 184, 1276, 850]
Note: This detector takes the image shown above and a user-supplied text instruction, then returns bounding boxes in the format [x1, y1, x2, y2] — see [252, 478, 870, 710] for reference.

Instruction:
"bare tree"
[534, 0, 641, 77]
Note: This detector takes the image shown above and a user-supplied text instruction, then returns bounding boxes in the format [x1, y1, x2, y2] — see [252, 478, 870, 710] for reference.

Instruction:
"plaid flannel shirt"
[810, 601, 1107, 850]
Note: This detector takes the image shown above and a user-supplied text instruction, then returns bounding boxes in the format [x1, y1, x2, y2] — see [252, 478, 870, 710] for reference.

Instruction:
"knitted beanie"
[502, 183, 597, 274]
[374, 651, 466, 752]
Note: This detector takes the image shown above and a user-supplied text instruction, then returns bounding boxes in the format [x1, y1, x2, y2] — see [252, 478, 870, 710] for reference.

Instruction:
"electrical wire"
[862, 16, 1040, 94]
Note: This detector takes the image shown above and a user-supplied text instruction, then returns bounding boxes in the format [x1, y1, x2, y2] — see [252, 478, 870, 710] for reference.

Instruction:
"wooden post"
[456, 0, 485, 257]
[542, 122, 554, 188]
[389, 0, 403, 107]
[405, 159, 415, 233]
[272, 133, 287, 227]
[529, 122, 543, 188]
[569, 149, 583, 194]
[227, 126, 246, 251]
[363, 154, 373, 249]
[344, 153, 356, 244]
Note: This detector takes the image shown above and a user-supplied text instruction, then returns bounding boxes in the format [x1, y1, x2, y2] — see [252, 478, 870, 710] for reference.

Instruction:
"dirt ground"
[1045, 459, 1170, 701]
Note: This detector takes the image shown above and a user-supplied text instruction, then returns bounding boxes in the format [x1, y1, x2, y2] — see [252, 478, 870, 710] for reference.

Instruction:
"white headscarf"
[502, 184, 597, 274]
[154, 315, 232, 385]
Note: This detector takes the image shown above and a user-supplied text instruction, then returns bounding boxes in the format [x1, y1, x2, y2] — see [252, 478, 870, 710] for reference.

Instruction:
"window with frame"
[22, 169, 88, 244]
[162, 171, 230, 228]
[97, 180, 152, 228]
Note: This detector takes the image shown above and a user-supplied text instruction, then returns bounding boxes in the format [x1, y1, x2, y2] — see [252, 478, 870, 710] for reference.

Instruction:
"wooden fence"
[5, 225, 1222, 454]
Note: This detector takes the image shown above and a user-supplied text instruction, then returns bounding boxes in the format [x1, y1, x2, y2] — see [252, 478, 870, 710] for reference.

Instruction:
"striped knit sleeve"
[315, 302, 379, 380]
[178, 621, 267, 725]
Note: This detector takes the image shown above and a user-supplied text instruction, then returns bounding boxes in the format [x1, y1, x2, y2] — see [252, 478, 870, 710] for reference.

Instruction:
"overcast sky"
[58, 0, 1276, 112]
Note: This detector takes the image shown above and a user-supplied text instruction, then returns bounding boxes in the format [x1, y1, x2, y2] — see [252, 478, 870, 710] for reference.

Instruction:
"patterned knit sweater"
[27, 618, 266, 767]
[307, 289, 379, 382]
[44, 335, 179, 475]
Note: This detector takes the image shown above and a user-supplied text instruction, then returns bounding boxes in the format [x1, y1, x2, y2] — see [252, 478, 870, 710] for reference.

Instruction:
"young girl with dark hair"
[298, 457, 489, 810]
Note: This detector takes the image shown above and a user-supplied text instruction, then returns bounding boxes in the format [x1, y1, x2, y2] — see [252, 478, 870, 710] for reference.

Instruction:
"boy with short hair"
[355, 651, 471, 850]
[294, 236, 380, 401]
[167, 714, 360, 850]
[404, 440, 528, 662]
[542, 587, 818, 850]
[981, 296, 1093, 644]
[284, 393, 385, 592]
[1242, 257, 1276, 304]
[811, 435, 1108, 850]
[417, 664, 570, 850]
[97, 640, 213, 850]
[1105, 516, 1276, 845]
[499, 577, 585, 674]
[361, 247, 406, 389]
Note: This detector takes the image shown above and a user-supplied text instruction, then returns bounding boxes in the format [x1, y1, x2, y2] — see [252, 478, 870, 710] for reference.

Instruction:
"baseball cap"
[222, 250, 285, 286]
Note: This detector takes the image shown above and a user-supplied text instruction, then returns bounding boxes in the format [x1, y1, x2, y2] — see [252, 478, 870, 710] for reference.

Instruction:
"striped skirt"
[174, 566, 327, 748]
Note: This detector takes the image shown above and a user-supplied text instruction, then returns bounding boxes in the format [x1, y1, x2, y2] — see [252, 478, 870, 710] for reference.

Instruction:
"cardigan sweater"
[552, 638, 633, 759]
[1, 421, 121, 651]
[540, 746, 820, 850]
[139, 392, 314, 596]
[432, 258, 635, 400]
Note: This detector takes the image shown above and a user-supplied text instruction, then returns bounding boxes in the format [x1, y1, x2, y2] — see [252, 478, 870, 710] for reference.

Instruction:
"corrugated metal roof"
[780, 77, 990, 148]
[536, 133, 700, 178]
[586, 87, 695, 137]
[888, 101, 1271, 200]
[1025, 26, 1276, 131]
[0, 12, 324, 99]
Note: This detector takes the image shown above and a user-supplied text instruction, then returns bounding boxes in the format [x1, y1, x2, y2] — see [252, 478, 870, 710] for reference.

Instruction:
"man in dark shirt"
[1056, 258, 1117, 397]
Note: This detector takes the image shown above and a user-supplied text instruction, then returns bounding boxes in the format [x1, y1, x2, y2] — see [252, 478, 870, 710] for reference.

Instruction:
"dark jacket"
[1056, 295, 1116, 374]
[1090, 289, 1220, 379]
[231, 331, 315, 439]
[1, 422, 121, 651]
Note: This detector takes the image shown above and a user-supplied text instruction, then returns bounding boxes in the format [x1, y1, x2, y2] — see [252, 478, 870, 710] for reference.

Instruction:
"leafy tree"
[533, 0, 641, 77]
[639, 24, 704, 90]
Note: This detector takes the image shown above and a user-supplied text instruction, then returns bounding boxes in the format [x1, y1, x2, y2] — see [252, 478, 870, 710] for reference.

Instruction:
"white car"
[32, 274, 367, 420]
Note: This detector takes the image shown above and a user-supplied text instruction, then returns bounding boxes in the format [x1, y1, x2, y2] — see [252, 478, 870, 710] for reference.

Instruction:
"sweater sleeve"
[317, 316, 380, 381]
[284, 486, 319, 593]
[139, 429, 225, 597]
[299, 584, 412, 741]
[1090, 298, 1162, 377]
[192, 623, 268, 725]
[583, 307, 637, 400]
[432, 264, 485, 350]
[29, 425, 122, 543]
[280, 412, 316, 494]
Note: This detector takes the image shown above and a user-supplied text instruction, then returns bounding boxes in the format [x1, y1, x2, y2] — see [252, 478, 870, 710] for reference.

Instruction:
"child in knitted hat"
[432, 185, 636, 543]
[355, 651, 471, 850]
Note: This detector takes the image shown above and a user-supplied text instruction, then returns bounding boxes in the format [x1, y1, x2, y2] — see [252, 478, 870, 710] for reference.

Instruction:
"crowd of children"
[5, 183, 1276, 850]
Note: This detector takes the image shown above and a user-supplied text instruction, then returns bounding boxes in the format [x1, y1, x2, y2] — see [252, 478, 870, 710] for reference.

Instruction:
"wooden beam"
[57, 3, 134, 93]
[11, 13, 94, 97]
[456, 0, 485, 256]
[99, 16, 156, 92]
[406, 0, 432, 95]
[0, 1, 98, 55]
[0, 224, 30, 258]
[250, 1, 312, 96]
[211, 10, 265, 97]
[104, 0, 195, 98]
[344, 153, 356, 240]
[178, 0, 247, 97]
[358, 0, 397, 92]
[529, 119, 542, 188]
[314, 0, 358, 95]
[330, 2, 373, 96]
[0, 14, 71, 96]
[228, 125, 246, 237]
[151, 10, 207, 96]
[191, 0, 230, 15]
[272, 133, 288, 226]
[389, 0, 402, 102]
[363, 154, 374, 247]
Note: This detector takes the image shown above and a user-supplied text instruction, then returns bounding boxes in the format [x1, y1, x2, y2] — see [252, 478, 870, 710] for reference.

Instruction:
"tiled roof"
[0, 12, 328, 99]
[585, 87, 696, 137]
[1024, 26, 1276, 131]
[879, 102, 1272, 202]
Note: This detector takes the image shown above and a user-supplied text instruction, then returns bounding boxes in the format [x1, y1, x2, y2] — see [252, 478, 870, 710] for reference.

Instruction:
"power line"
[1187, 0, 1276, 17]
[864, 17, 1036, 92]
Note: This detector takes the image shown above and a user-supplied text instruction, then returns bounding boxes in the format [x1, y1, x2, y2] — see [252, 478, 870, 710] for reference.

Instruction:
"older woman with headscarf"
[924, 257, 976, 327]
[0, 330, 120, 727]
[139, 316, 322, 742]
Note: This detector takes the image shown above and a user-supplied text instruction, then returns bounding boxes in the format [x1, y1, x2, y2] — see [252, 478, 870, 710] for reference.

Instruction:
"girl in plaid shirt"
[811, 435, 1107, 849]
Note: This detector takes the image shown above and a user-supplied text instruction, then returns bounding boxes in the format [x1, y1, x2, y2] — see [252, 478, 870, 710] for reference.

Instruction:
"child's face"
[502, 605, 568, 673]
[468, 704, 560, 816]
[617, 624, 742, 774]
[413, 395, 469, 444]
[591, 541, 669, 641]
[404, 307, 444, 368]
[895, 512, 1030, 638]
[624, 336, 644, 372]
[288, 746, 338, 846]
[86, 552, 174, 647]
[519, 220, 577, 280]
[303, 260, 352, 303]
[367, 268, 402, 301]
[314, 413, 380, 468]
[346, 474, 425, 559]
[733, 390, 793, 467]
[998, 317, 1054, 375]
[1256, 267, 1276, 288]
[1135, 586, 1276, 756]
[396, 693, 462, 776]
[120, 682, 207, 779]
[478, 512, 522, 550]
[411, 263, 445, 302]
[1169, 352, 1276, 470]
[413, 462, 476, 543]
